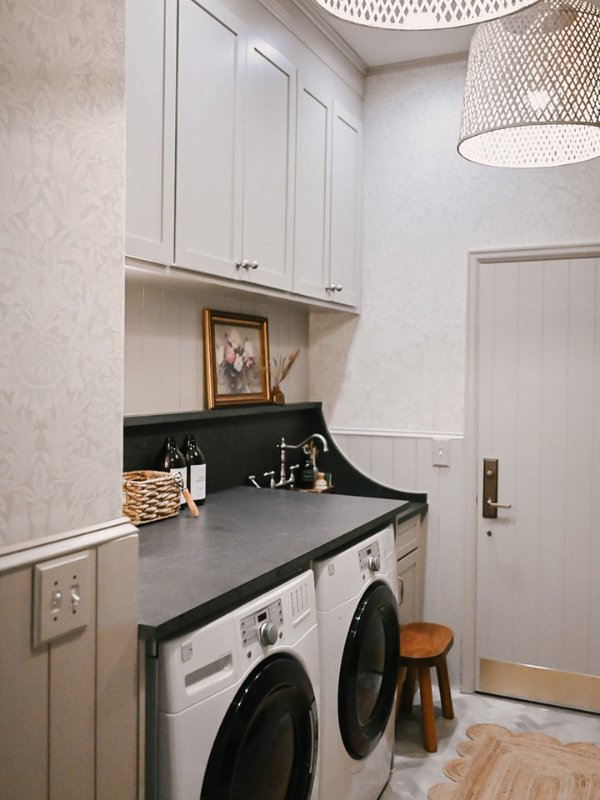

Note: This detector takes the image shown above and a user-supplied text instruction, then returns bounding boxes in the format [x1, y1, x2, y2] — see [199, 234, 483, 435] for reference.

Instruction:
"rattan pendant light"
[308, 0, 541, 31]
[458, 0, 600, 167]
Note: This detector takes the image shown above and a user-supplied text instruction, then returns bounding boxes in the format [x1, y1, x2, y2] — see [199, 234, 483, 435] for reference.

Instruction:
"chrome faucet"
[276, 433, 329, 487]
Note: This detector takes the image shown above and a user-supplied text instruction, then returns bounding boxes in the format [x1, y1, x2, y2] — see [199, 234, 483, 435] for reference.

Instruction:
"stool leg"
[400, 666, 417, 713]
[418, 668, 437, 753]
[396, 666, 406, 717]
[436, 657, 454, 720]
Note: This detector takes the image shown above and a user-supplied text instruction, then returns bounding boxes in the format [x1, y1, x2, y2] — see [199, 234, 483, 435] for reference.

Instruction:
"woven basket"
[123, 470, 181, 526]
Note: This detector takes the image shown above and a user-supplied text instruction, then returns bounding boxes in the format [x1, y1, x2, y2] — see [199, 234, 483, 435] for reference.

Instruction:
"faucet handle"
[263, 470, 276, 489]
[288, 464, 299, 488]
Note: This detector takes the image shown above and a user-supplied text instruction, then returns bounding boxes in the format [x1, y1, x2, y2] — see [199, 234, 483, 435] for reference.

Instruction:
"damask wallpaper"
[0, 0, 125, 547]
[311, 60, 600, 434]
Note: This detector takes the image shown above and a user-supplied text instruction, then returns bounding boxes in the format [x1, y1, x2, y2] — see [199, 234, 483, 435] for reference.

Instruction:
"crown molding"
[368, 49, 469, 76]
[283, 0, 368, 75]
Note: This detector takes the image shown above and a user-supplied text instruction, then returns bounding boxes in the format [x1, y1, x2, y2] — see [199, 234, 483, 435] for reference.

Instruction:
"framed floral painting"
[203, 310, 272, 408]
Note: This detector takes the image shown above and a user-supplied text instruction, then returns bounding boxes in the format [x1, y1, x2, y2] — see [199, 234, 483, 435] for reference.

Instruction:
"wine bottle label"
[189, 464, 206, 501]
[170, 467, 187, 505]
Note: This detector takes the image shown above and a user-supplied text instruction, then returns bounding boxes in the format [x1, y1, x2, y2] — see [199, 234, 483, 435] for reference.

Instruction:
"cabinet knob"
[335, 284, 343, 292]
[236, 260, 250, 270]
[326, 283, 343, 293]
[249, 260, 259, 270]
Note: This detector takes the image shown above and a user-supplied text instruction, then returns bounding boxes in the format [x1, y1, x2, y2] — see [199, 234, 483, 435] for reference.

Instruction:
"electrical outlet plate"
[33, 551, 90, 648]
[432, 438, 451, 468]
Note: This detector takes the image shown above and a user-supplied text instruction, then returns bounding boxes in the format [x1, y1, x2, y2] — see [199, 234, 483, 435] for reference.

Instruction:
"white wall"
[313, 59, 600, 685]
[0, 0, 126, 548]
[124, 274, 309, 414]
[333, 432, 466, 682]
[311, 59, 600, 434]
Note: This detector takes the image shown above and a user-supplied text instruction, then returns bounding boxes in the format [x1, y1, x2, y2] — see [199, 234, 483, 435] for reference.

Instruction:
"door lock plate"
[483, 458, 499, 519]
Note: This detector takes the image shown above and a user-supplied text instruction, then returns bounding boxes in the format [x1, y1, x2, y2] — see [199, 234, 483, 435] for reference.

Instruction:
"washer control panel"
[358, 540, 381, 573]
[240, 599, 283, 647]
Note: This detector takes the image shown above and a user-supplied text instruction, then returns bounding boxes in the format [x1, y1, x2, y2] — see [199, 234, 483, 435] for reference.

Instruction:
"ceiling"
[319, 17, 476, 68]
[293, 0, 600, 71]
[293, 0, 477, 69]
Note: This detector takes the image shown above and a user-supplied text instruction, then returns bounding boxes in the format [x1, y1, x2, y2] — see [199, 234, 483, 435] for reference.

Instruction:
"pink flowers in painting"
[216, 328, 258, 393]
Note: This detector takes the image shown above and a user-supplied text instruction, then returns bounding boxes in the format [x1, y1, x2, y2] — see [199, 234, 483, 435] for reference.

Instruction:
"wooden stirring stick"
[182, 487, 199, 517]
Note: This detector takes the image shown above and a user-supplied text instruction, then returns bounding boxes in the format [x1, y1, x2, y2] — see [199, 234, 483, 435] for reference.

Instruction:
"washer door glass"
[201, 654, 318, 800]
[338, 580, 400, 760]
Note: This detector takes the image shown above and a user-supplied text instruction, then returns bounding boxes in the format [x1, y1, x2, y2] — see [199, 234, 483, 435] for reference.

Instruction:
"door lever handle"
[486, 499, 512, 509]
[483, 458, 512, 518]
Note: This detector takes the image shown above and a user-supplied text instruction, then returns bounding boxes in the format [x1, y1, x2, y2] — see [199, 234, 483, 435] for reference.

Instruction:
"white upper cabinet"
[293, 86, 362, 308]
[125, 0, 362, 307]
[330, 103, 362, 308]
[125, 0, 176, 264]
[176, 0, 295, 291]
[175, 0, 245, 281]
[293, 80, 331, 302]
[240, 39, 296, 291]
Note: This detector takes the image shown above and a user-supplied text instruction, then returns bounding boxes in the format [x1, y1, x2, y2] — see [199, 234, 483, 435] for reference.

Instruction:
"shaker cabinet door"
[240, 38, 296, 292]
[330, 102, 362, 308]
[397, 549, 420, 626]
[293, 81, 331, 302]
[174, 0, 246, 279]
[125, 0, 176, 265]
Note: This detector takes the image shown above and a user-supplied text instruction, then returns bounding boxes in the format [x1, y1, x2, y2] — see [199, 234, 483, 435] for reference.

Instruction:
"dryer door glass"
[338, 580, 400, 760]
[201, 654, 318, 800]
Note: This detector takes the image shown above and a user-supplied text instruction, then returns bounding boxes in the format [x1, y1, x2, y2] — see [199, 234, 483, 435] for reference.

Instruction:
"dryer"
[314, 525, 399, 800]
[156, 570, 320, 800]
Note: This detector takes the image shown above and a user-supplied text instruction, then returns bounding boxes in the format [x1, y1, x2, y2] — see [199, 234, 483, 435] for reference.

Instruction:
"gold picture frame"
[203, 309, 272, 408]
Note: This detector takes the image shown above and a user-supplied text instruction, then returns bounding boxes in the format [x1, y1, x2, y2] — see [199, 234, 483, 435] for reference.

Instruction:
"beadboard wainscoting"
[124, 274, 310, 415]
[0, 521, 139, 800]
[332, 429, 466, 682]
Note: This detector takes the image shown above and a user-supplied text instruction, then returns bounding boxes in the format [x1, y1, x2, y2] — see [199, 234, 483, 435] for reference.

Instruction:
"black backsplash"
[123, 402, 426, 503]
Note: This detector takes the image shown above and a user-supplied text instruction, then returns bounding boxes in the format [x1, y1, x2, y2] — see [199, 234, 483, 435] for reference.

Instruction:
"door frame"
[461, 242, 600, 693]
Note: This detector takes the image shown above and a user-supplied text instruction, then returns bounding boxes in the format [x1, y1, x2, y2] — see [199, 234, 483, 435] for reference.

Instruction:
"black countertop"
[138, 486, 423, 642]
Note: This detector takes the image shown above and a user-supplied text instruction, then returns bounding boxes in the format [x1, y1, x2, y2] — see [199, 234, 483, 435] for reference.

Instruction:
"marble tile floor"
[382, 688, 600, 800]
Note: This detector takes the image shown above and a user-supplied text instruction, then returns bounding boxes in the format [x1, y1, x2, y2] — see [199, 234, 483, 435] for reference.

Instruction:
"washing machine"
[156, 570, 320, 800]
[314, 525, 399, 800]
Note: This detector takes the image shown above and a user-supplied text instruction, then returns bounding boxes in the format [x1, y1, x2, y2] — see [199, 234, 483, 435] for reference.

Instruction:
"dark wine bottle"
[297, 444, 316, 490]
[183, 435, 206, 505]
[159, 437, 187, 505]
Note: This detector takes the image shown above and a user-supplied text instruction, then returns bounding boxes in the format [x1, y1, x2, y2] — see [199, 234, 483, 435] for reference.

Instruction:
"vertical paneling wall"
[332, 431, 466, 682]
[0, 530, 139, 800]
[124, 276, 310, 415]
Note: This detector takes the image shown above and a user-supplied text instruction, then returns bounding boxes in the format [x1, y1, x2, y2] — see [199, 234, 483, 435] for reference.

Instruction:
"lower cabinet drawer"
[397, 548, 419, 626]
[395, 516, 420, 560]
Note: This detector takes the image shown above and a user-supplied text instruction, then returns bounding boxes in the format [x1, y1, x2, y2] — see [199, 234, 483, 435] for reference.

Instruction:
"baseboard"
[479, 658, 600, 714]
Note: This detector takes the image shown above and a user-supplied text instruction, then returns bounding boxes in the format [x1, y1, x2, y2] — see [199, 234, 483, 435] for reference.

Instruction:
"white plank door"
[475, 255, 600, 711]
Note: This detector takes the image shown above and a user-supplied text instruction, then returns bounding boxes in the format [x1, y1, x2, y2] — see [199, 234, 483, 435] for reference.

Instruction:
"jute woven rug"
[428, 723, 600, 800]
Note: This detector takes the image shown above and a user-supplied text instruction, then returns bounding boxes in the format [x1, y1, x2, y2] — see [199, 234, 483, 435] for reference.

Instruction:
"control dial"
[259, 621, 278, 646]
[367, 554, 381, 573]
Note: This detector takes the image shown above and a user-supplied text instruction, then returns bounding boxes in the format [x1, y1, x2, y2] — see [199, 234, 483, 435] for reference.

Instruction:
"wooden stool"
[397, 622, 454, 753]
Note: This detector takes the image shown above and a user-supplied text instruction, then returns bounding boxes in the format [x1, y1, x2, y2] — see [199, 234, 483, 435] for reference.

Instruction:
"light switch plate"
[33, 551, 90, 647]
[432, 438, 451, 468]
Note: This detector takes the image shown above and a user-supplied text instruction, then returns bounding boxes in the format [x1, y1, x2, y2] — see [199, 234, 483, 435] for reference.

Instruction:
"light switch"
[432, 438, 451, 468]
[33, 551, 90, 647]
